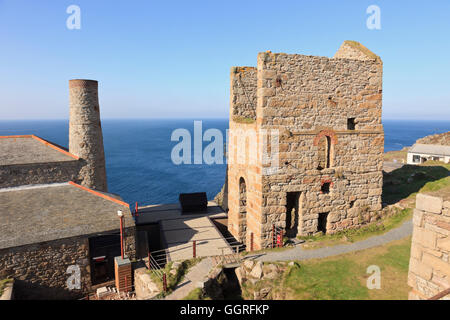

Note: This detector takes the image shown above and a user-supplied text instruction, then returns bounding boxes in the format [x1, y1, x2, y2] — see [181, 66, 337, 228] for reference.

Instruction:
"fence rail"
[80, 223, 286, 299]
[429, 288, 450, 300]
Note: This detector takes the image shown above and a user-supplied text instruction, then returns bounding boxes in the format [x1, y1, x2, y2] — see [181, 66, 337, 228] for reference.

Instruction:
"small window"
[412, 155, 421, 163]
[347, 118, 356, 130]
[321, 182, 331, 194]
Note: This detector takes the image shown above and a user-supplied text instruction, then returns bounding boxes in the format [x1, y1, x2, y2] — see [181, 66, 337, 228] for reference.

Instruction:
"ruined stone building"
[227, 41, 384, 250]
[0, 80, 135, 299]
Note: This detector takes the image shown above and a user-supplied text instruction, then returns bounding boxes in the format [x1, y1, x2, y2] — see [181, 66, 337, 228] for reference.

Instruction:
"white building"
[407, 144, 450, 165]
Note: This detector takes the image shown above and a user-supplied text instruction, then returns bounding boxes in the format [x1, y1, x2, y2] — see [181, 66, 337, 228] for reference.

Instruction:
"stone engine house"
[227, 41, 384, 250]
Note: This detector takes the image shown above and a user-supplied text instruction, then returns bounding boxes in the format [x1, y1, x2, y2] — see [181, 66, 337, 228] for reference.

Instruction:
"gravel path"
[164, 258, 214, 300]
[257, 219, 413, 262]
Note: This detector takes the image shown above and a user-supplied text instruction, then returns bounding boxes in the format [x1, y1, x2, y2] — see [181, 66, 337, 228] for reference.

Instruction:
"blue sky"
[0, 0, 449, 120]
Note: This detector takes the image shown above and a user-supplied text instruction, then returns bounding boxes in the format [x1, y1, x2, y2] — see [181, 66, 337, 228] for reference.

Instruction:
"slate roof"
[0, 182, 133, 249]
[0, 135, 78, 166]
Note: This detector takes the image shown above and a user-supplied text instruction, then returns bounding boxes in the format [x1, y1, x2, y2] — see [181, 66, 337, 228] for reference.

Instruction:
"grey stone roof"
[0, 135, 78, 166]
[0, 183, 133, 249]
[409, 144, 450, 156]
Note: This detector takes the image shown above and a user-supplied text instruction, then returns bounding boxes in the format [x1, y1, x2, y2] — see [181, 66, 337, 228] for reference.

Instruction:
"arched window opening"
[238, 177, 247, 242]
[239, 177, 247, 214]
[317, 135, 332, 170]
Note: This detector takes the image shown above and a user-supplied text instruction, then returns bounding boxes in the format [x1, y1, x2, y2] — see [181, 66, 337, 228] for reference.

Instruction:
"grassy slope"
[383, 162, 450, 205]
[241, 237, 411, 300]
[148, 258, 200, 298]
[299, 208, 412, 250]
[183, 287, 212, 300]
[0, 279, 12, 297]
[383, 148, 408, 163]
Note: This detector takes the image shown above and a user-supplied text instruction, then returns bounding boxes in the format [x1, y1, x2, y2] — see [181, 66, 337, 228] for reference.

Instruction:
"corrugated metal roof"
[408, 144, 450, 156]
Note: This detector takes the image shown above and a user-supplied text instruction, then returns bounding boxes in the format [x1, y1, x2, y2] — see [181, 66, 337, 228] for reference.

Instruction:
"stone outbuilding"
[0, 182, 135, 300]
[0, 79, 135, 299]
[227, 41, 384, 249]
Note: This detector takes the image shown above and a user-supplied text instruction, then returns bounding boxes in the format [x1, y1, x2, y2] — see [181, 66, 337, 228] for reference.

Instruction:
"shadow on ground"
[383, 164, 449, 205]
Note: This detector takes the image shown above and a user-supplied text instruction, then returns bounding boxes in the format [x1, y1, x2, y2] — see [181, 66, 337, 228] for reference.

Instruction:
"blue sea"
[1, 119, 449, 206]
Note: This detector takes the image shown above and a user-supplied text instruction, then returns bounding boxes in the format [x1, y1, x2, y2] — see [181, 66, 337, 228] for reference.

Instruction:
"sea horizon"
[1, 118, 449, 206]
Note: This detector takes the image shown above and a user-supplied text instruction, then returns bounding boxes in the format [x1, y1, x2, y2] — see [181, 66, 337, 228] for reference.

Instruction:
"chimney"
[69, 79, 108, 191]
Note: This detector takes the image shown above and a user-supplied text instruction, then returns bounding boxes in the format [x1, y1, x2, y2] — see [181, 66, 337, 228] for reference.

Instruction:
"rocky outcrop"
[134, 267, 161, 300]
[234, 260, 291, 300]
[416, 131, 450, 146]
[213, 165, 228, 212]
[235, 260, 285, 285]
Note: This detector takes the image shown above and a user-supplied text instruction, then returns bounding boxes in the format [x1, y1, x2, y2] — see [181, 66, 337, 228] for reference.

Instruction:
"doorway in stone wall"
[285, 192, 302, 238]
[318, 212, 329, 234]
[239, 177, 247, 243]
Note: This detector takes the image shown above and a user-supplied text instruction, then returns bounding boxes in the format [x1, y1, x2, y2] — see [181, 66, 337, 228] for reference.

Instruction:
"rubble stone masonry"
[0, 227, 135, 300]
[408, 193, 450, 300]
[0, 160, 81, 188]
[69, 79, 108, 192]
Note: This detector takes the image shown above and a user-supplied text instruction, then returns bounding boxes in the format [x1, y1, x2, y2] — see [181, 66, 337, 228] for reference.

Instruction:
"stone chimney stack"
[69, 79, 108, 191]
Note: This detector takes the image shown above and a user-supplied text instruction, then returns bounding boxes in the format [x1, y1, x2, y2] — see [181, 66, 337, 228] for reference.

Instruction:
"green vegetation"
[241, 237, 411, 300]
[298, 208, 412, 250]
[232, 116, 255, 124]
[383, 148, 408, 163]
[183, 287, 211, 300]
[383, 163, 450, 204]
[148, 258, 200, 297]
[0, 279, 12, 297]
[282, 237, 411, 300]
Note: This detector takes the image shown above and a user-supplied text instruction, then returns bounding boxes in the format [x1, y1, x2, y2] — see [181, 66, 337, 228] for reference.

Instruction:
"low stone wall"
[134, 267, 160, 299]
[408, 193, 450, 300]
[0, 160, 81, 188]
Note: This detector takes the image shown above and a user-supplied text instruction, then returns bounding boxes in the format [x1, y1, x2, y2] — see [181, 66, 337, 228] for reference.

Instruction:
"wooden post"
[250, 232, 254, 252]
[193, 240, 197, 258]
[272, 224, 275, 248]
[163, 273, 167, 292]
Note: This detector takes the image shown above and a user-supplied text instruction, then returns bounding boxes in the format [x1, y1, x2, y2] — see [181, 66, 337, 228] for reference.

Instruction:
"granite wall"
[408, 193, 450, 300]
[0, 160, 81, 189]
